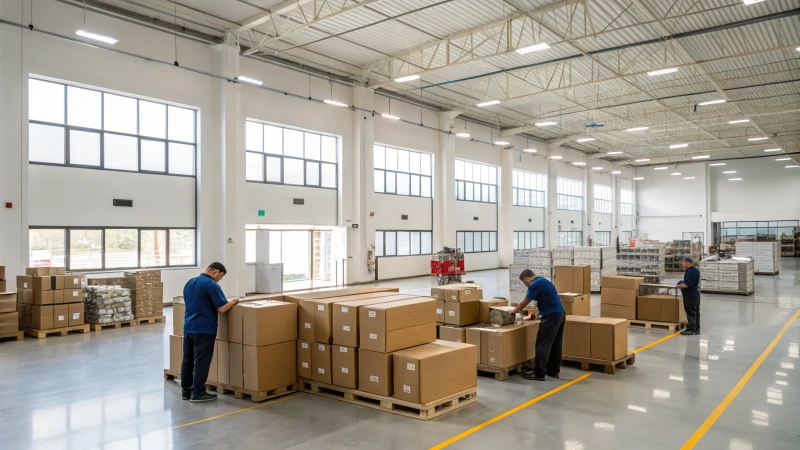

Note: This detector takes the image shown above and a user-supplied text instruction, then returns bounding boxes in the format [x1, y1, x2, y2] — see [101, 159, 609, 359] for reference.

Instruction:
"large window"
[28, 78, 196, 175]
[455, 160, 497, 203]
[513, 231, 545, 249]
[594, 184, 612, 214]
[621, 231, 632, 244]
[245, 120, 337, 189]
[557, 178, 584, 211]
[29, 227, 195, 271]
[513, 170, 546, 207]
[373, 145, 432, 197]
[621, 189, 633, 216]
[374, 231, 432, 257]
[456, 231, 498, 253]
[558, 231, 583, 248]
[721, 221, 799, 240]
[595, 231, 611, 246]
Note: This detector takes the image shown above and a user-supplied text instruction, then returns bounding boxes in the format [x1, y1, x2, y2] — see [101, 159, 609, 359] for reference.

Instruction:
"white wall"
[512, 207, 545, 231]
[376, 254, 431, 280]
[372, 194, 432, 231]
[710, 157, 800, 222]
[636, 163, 708, 241]
[245, 183, 337, 226]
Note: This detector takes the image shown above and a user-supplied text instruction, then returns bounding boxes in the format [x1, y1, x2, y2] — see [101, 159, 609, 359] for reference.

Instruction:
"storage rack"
[616, 246, 666, 283]
[699, 256, 755, 295]
[780, 232, 795, 257]
[574, 247, 617, 292]
[666, 240, 703, 271]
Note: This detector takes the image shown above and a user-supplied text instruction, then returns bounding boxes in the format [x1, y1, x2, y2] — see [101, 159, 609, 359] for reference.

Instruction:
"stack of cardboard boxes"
[563, 315, 629, 362]
[600, 275, 643, 320]
[0, 265, 18, 337]
[637, 289, 686, 324]
[466, 322, 538, 369]
[554, 266, 591, 316]
[0, 265, 5, 292]
[432, 284, 484, 343]
[16, 268, 84, 331]
[122, 270, 164, 318]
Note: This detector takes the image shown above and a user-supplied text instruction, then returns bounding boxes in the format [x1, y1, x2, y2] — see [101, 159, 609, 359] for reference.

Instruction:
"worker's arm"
[217, 298, 239, 313]
[208, 283, 239, 313]
[510, 297, 533, 316]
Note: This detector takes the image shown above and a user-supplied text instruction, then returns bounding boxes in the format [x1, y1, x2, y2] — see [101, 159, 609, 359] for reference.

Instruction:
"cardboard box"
[554, 266, 591, 294]
[0, 280, 4, 292]
[314, 292, 412, 344]
[0, 292, 16, 313]
[229, 343, 244, 388]
[435, 300, 445, 324]
[169, 335, 183, 373]
[54, 267, 66, 275]
[431, 284, 483, 303]
[297, 340, 312, 379]
[53, 304, 68, 328]
[589, 317, 628, 361]
[332, 345, 358, 389]
[243, 341, 296, 392]
[466, 322, 538, 368]
[64, 275, 83, 289]
[241, 301, 297, 347]
[17, 276, 32, 290]
[312, 358, 332, 384]
[0, 311, 18, 334]
[32, 290, 53, 306]
[68, 303, 84, 326]
[444, 301, 480, 326]
[31, 305, 54, 330]
[312, 342, 331, 363]
[17, 304, 31, 328]
[359, 297, 436, 331]
[173, 302, 185, 336]
[17, 289, 32, 305]
[26, 267, 50, 276]
[0, 265, 4, 279]
[560, 293, 590, 316]
[208, 341, 219, 383]
[51, 275, 65, 290]
[438, 325, 467, 343]
[393, 340, 477, 404]
[358, 349, 393, 396]
[52, 290, 64, 305]
[32, 276, 52, 292]
[63, 289, 83, 303]
[227, 305, 245, 343]
[600, 288, 637, 308]
[332, 294, 420, 347]
[637, 294, 687, 323]
[602, 275, 644, 291]
[217, 341, 230, 384]
[563, 315, 592, 358]
[360, 323, 437, 353]
[479, 298, 509, 323]
[600, 304, 636, 320]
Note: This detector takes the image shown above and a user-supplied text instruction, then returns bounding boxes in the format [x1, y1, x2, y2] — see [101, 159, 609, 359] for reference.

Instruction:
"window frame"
[456, 230, 498, 253]
[594, 184, 613, 214]
[558, 231, 583, 248]
[557, 177, 584, 211]
[455, 159, 498, 204]
[512, 231, 545, 250]
[28, 78, 197, 178]
[621, 189, 634, 216]
[29, 226, 197, 272]
[373, 144, 433, 198]
[512, 170, 546, 208]
[245, 119, 338, 190]
[594, 231, 611, 246]
[374, 230, 433, 257]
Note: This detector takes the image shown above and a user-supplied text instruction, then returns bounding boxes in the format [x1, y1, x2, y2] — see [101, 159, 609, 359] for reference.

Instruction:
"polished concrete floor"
[1, 260, 799, 450]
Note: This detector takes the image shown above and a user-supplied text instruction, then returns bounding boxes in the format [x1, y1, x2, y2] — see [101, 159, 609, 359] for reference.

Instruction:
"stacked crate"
[0, 265, 18, 338]
[122, 270, 164, 318]
[699, 257, 754, 294]
[616, 246, 666, 283]
[509, 249, 552, 301]
[735, 242, 780, 274]
[573, 247, 617, 292]
[17, 268, 85, 332]
[84, 285, 134, 324]
[552, 248, 574, 267]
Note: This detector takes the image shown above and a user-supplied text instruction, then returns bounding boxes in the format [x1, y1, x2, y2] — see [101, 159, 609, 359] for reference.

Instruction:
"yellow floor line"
[174, 393, 305, 429]
[429, 373, 591, 450]
[681, 308, 800, 449]
[632, 331, 681, 354]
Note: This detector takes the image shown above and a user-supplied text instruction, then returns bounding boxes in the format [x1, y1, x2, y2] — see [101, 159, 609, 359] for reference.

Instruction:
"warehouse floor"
[1, 261, 798, 450]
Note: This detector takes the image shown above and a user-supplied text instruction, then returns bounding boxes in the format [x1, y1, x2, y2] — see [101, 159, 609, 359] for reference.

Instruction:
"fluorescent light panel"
[692, 155, 710, 160]
[698, 99, 726, 106]
[748, 137, 768, 141]
[635, 158, 650, 162]
[633, 177, 644, 180]
[608, 151, 623, 155]
[494, 141, 509, 146]
[648, 68, 678, 76]
[592, 167, 603, 170]
[611, 171, 622, 175]
[787, 165, 800, 168]
[477, 100, 501, 107]
[670, 144, 688, 149]
[684, 177, 696, 180]
[237, 76, 263, 85]
[456, 132, 470, 138]
[76, 30, 118, 44]
[516, 42, 550, 54]
[323, 99, 348, 107]
[722, 171, 737, 174]
[744, 0, 765, 4]
[728, 119, 749, 124]
[776, 158, 791, 161]
[576, 138, 596, 143]
[654, 166, 668, 170]
[627, 127, 649, 131]
[572, 162, 587, 166]
[709, 163, 726, 166]
[729, 178, 742, 181]
[381, 113, 400, 120]
[550, 155, 563, 160]
[394, 74, 420, 83]
[522, 148, 537, 153]
[671, 172, 682, 176]
[764, 148, 782, 152]
[535, 121, 558, 127]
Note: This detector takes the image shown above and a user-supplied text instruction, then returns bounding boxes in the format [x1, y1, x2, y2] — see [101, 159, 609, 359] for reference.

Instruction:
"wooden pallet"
[164, 370, 297, 403]
[562, 353, 636, 375]
[0, 331, 24, 342]
[629, 320, 687, 332]
[700, 289, 754, 296]
[297, 378, 477, 420]
[134, 315, 166, 325]
[478, 362, 528, 381]
[23, 324, 90, 339]
[755, 271, 779, 276]
[90, 320, 137, 332]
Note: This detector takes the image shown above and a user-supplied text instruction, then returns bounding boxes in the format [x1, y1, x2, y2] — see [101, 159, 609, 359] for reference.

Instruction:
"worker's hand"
[231, 298, 240, 305]
[524, 314, 534, 321]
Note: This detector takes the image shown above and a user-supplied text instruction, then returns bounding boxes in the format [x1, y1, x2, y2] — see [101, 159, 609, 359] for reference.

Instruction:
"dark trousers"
[181, 333, 216, 398]
[533, 312, 566, 377]
[683, 296, 701, 332]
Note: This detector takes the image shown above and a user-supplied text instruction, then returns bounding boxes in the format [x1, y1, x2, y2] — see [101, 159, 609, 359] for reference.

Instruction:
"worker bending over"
[509, 269, 565, 381]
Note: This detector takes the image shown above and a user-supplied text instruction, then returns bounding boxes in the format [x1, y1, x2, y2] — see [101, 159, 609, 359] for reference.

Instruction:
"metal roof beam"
[235, 0, 314, 32]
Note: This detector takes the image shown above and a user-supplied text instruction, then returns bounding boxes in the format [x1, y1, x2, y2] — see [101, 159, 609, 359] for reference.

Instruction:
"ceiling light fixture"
[684, 176, 696, 180]
[648, 68, 678, 76]
[550, 155, 563, 160]
[635, 159, 650, 162]
[572, 162, 587, 166]
[748, 137, 768, 141]
[633, 177, 644, 180]
[237, 76, 263, 85]
[627, 127, 649, 132]
[764, 148, 782, 152]
[324, 99, 348, 107]
[456, 132, 471, 138]
[477, 100, 501, 107]
[592, 167, 604, 170]
[576, 138, 596, 143]
[729, 178, 743, 181]
[776, 158, 791, 161]
[494, 141, 509, 146]
[723, 171, 737, 174]
[671, 172, 682, 176]
[394, 74, 420, 83]
[787, 165, 800, 169]
[611, 170, 622, 175]
[523, 148, 537, 153]
[692, 155, 710, 160]
[698, 99, 726, 106]
[744, 0, 765, 4]
[381, 113, 400, 120]
[535, 121, 558, 127]
[728, 119, 750, 124]
[608, 151, 623, 155]
[76, 30, 118, 44]
[516, 42, 550, 54]
[670, 144, 688, 149]
[709, 163, 726, 166]
[654, 166, 668, 170]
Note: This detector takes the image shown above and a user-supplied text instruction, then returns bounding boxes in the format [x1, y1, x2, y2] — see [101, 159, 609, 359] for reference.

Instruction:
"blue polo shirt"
[681, 266, 701, 299]
[526, 277, 564, 318]
[183, 273, 229, 336]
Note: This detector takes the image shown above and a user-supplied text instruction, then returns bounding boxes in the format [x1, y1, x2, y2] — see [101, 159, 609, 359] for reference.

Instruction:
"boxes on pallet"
[217, 341, 230, 384]
[600, 276, 644, 320]
[84, 285, 134, 324]
[616, 246, 666, 283]
[554, 266, 591, 294]
[563, 315, 592, 358]
[589, 317, 628, 361]
[559, 293, 590, 316]
[358, 349, 393, 396]
[0, 292, 16, 313]
[699, 256, 754, 294]
[332, 345, 358, 389]
[243, 341, 296, 392]
[297, 340, 312, 379]
[444, 301, 479, 326]
[169, 335, 183, 372]
[466, 322, 538, 369]
[173, 299, 185, 336]
[478, 298, 509, 323]
[0, 311, 18, 334]
[312, 342, 332, 384]
[332, 294, 421, 347]
[438, 325, 467, 343]
[552, 248, 574, 267]
[31, 305, 53, 330]
[574, 247, 617, 291]
[359, 298, 437, 353]
[735, 242, 779, 273]
[392, 340, 477, 404]
[69, 303, 84, 326]
[431, 284, 482, 303]
[17, 289, 32, 305]
[239, 301, 297, 347]
[637, 294, 686, 323]
[208, 341, 219, 383]
[435, 300, 444, 324]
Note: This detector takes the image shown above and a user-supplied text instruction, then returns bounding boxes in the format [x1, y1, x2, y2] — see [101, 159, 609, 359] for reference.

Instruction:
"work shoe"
[190, 393, 218, 403]
[546, 373, 560, 379]
[522, 373, 546, 381]
[182, 392, 190, 401]
[680, 330, 696, 336]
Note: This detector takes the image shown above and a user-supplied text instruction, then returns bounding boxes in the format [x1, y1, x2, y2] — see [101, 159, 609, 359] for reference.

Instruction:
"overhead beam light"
[494, 141, 509, 146]
[648, 68, 678, 76]
[608, 151, 623, 155]
[237, 76, 263, 85]
[684, 177, 696, 180]
[776, 158, 791, 161]
[522, 148, 537, 153]
[671, 172, 682, 176]
[633, 177, 644, 180]
[573, 162, 587, 166]
[576, 138, 596, 143]
[592, 166, 604, 170]
[764, 148, 782, 152]
[611, 170, 622, 175]
[698, 99, 726, 106]
[728, 119, 750, 124]
[729, 178, 743, 181]
[76, 30, 118, 44]
[394, 74, 420, 83]
[516, 42, 550, 54]
[381, 114, 400, 120]
[323, 99, 349, 107]
[709, 163, 726, 166]
[627, 127, 649, 131]
[477, 100, 501, 107]
[748, 137, 768, 141]
[787, 165, 800, 168]
[744, 0, 765, 4]
[535, 121, 558, 127]
[456, 132, 471, 138]
[635, 158, 650, 162]
[692, 155, 710, 159]
[654, 166, 668, 170]
[670, 143, 688, 149]
[723, 171, 737, 174]
[550, 155, 563, 160]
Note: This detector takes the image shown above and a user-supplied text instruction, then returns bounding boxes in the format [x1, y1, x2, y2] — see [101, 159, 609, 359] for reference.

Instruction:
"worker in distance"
[677, 257, 701, 335]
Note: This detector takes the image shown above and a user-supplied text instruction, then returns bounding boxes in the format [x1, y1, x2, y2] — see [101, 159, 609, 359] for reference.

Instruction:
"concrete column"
[348, 86, 375, 284]
[585, 166, 594, 245]
[0, 16, 26, 280]
[499, 148, 514, 266]
[613, 174, 622, 245]
[546, 154, 559, 249]
[436, 112, 459, 249]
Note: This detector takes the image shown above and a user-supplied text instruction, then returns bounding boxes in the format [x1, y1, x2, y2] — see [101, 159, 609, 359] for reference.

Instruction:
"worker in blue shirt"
[509, 269, 565, 381]
[677, 257, 701, 336]
[181, 262, 239, 402]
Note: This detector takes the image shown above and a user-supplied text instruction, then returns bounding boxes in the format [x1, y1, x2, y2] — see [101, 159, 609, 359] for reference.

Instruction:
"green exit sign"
[258, 210, 265, 217]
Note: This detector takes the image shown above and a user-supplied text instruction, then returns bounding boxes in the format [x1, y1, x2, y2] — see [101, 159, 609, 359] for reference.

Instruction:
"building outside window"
[512, 170, 546, 207]
[373, 145, 432, 197]
[374, 231, 432, 256]
[557, 178, 583, 211]
[456, 231, 497, 253]
[558, 231, 583, 247]
[595, 231, 611, 246]
[455, 160, 497, 203]
[513, 231, 545, 249]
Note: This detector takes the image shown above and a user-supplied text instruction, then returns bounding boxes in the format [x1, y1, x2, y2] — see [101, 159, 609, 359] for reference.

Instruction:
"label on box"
[317, 305, 324, 311]
[451, 295, 457, 300]
[339, 346, 348, 353]
[489, 357, 495, 363]
[341, 368, 348, 374]
[369, 333, 377, 340]
[341, 306, 348, 313]
[73, 292, 79, 297]
[317, 368, 325, 374]
[302, 362, 309, 368]
[448, 311, 455, 316]
[368, 311, 376, 318]
[72, 313, 80, 319]
[403, 385, 411, 393]
[406, 363, 415, 371]
[73, 278, 79, 283]
[436, 308, 442, 314]
[301, 343, 309, 349]
[305, 323, 311, 329]
[58, 315, 64, 320]
[465, 289, 471, 294]
[318, 344, 325, 351]
[370, 376, 378, 382]
[23, 282, 28, 288]
[343, 326, 350, 331]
